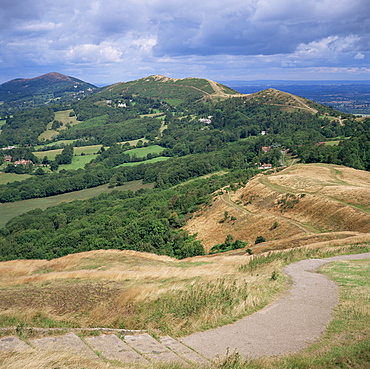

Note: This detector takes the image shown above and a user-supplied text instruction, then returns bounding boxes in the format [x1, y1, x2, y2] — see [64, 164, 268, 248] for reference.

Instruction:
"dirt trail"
[221, 194, 314, 234]
[182, 252, 370, 360]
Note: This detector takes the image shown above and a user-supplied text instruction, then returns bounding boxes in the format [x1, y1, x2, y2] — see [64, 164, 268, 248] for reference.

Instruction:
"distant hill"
[0, 72, 97, 112]
[96, 75, 340, 115]
[97, 75, 242, 105]
[246, 88, 321, 113]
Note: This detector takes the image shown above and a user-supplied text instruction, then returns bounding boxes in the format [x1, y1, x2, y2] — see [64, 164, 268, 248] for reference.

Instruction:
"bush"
[255, 235, 266, 244]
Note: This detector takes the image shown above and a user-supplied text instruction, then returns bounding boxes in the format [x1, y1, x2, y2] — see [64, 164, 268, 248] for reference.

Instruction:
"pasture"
[125, 145, 164, 158]
[38, 109, 80, 141]
[57, 154, 99, 171]
[34, 139, 76, 150]
[116, 156, 169, 167]
[0, 173, 31, 185]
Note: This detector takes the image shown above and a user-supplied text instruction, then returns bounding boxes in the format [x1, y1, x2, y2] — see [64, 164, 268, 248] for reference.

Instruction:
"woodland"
[1, 77, 369, 261]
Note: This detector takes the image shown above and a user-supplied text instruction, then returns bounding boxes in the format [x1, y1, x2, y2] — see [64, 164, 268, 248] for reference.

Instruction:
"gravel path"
[182, 252, 370, 360]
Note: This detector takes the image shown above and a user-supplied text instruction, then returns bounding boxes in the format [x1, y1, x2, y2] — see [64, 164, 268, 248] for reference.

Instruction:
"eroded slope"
[185, 164, 370, 252]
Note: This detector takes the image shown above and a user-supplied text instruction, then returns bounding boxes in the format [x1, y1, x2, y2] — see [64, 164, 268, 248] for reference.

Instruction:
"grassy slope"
[185, 163, 370, 253]
[125, 145, 164, 158]
[57, 154, 98, 171]
[38, 109, 80, 141]
[116, 156, 169, 167]
[0, 245, 368, 369]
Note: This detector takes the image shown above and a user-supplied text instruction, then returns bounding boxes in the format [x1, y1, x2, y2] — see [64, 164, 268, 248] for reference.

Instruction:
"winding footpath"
[1, 253, 369, 365]
[182, 252, 370, 360]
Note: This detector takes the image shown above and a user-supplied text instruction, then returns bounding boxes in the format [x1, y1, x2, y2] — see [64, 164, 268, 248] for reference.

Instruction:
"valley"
[0, 73, 369, 368]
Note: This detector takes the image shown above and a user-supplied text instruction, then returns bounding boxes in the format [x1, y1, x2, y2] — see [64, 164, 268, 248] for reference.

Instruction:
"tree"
[55, 144, 74, 165]
[34, 167, 45, 175]
[50, 161, 59, 171]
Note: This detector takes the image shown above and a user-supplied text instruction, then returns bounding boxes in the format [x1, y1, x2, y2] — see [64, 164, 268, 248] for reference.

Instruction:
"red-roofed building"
[14, 159, 32, 166]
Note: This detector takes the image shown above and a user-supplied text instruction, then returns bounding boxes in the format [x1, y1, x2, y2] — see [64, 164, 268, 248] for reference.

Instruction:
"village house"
[199, 116, 213, 124]
[258, 163, 273, 170]
[14, 159, 33, 166]
[4, 155, 12, 162]
[262, 146, 271, 153]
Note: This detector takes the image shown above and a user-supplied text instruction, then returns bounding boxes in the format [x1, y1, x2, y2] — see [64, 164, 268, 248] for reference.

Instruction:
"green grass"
[34, 139, 76, 150]
[57, 154, 99, 171]
[34, 145, 102, 159]
[33, 148, 63, 160]
[125, 145, 165, 158]
[323, 140, 340, 146]
[163, 98, 185, 106]
[0, 119, 6, 128]
[64, 114, 108, 130]
[116, 156, 169, 167]
[0, 180, 154, 229]
[54, 109, 79, 126]
[0, 173, 32, 185]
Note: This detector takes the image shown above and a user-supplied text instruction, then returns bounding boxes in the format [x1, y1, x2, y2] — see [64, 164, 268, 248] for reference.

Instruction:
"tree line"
[0, 170, 256, 261]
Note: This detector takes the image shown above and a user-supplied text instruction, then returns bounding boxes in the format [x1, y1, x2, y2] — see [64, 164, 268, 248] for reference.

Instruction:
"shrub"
[255, 235, 266, 244]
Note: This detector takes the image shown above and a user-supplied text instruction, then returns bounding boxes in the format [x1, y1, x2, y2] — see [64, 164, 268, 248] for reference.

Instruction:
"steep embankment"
[184, 164, 370, 253]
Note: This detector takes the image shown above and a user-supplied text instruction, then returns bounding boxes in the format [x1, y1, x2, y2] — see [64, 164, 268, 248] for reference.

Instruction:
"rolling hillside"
[96, 74, 243, 104]
[0, 72, 97, 112]
[185, 163, 370, 253]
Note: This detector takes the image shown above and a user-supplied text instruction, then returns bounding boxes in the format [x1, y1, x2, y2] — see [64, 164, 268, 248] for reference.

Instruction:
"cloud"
[0, 0, 369, 83]
[294, 35, 361, 59]
[67, 43, 123, 64]
[354, 52, 365, 59]
[16, 21, 61, 33]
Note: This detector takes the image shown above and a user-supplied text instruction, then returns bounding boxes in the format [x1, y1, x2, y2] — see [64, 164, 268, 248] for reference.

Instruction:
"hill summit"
[0, 72, 97, 111]
[98, 75, 243, 103]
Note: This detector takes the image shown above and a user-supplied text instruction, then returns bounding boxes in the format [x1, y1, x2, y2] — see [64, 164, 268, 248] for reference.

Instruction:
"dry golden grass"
[185, 164, 370, 251]
[2, 256, 368, 369]
[0, 248, 288, 335]
[0, 350, 135, 369]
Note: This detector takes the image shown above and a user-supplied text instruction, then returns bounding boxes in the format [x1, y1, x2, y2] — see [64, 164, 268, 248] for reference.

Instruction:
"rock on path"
[181, 252, 370, 360]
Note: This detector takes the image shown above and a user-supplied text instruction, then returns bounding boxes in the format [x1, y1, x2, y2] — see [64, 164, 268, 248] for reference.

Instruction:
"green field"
[57, 154, 99, 171]
[118, 138, 149, 146]
[324, 140, 340, 146]
[116, 156, 169, 167]
[0, 180, 154, 229]
[33, 145, 102, 160]
[0, 119, 6, 128]
[33, 148, 63, 160]
[38, 109, 80, 141]
[0, 173, 31, 185]
[125, 145, 165, 158]
[54, 109, 79, 126]
[163, 98, 185, 106]
[34, 139, 76, 150]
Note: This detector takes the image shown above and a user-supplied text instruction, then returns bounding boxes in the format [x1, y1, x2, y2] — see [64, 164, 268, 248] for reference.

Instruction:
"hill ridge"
[184, 164, 370, 253]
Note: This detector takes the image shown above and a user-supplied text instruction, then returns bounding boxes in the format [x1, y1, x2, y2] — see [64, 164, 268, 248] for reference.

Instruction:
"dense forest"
[0, 170, 255, 261]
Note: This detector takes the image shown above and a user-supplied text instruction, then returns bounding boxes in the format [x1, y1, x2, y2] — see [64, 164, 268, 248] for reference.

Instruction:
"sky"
[0, 0, 369, 85]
